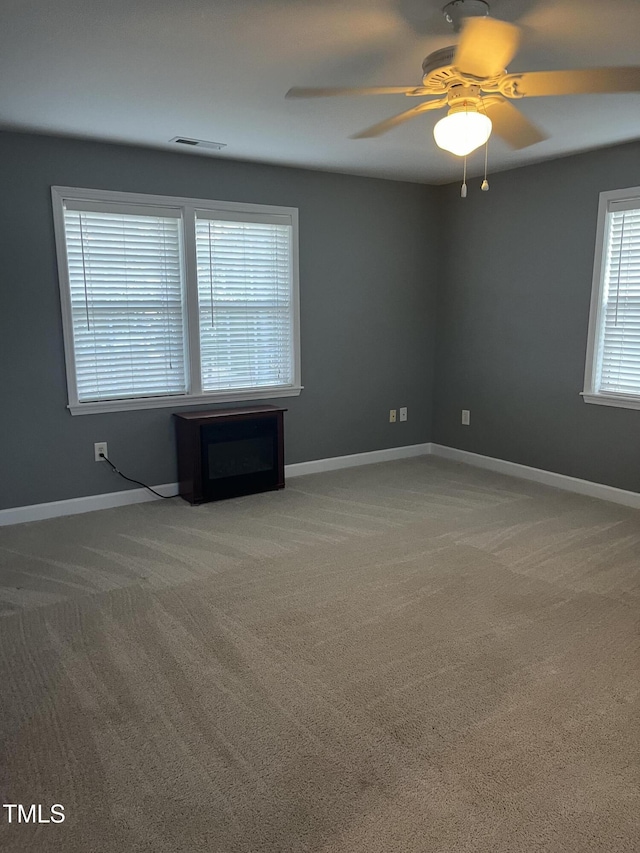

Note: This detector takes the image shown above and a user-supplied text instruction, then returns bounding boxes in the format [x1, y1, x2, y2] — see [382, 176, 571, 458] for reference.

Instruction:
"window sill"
[69, 386, 303, 416]
[581, 392, 640, 411]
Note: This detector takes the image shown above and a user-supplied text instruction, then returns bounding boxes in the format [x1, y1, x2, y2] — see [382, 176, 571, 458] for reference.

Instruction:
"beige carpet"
[1, 457, 639, 852]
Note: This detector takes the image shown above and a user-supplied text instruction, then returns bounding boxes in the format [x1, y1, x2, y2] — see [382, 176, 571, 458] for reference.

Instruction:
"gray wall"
[6, 129, 638, 512]
[433, 140, 640, 494]
[0, 131, 438, 509]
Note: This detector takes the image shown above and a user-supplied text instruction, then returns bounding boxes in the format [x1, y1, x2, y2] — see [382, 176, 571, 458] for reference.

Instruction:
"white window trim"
[52, 186, 302, 415]
[582, 185, 640, 411]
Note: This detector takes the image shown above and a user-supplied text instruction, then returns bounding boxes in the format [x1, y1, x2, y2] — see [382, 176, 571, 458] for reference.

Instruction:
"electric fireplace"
[174, 405, 286, 505]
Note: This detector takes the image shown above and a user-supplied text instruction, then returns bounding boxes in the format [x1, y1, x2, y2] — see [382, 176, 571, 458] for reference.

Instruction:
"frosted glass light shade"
[434, 111, 492, 157]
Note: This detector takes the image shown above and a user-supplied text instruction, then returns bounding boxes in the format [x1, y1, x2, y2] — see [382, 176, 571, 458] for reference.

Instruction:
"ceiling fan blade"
[286, 86, 424, 99]
[454, 17, 521, 79]
[502, 67, 640, 98]
[483, 98, 548, 149]
[351, 98, 448, 139]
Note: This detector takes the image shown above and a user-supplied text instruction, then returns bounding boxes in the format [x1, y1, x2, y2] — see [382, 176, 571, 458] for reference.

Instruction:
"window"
[52, 187, 301, 414]
[583, 186, 640, 410]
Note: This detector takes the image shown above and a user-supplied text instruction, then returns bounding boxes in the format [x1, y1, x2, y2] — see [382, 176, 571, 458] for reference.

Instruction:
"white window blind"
[195, 214, 293, 392]
[596, 202, 640, 397]
[63, 205, 186, 402]
[53, 188, 301, 414]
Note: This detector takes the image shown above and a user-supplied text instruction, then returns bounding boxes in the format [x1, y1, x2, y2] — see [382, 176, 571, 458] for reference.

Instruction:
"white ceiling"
[1, 0, 639, 183]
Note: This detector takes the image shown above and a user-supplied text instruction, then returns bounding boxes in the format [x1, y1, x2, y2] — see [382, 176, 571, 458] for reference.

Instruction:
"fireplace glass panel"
[207, 436, 274, 479]
[200, 416, 279, 500]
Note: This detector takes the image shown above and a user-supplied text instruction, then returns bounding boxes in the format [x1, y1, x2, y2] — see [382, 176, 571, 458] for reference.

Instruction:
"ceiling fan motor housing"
[422, 46, 458, 87]
[422, 46, 456, 78]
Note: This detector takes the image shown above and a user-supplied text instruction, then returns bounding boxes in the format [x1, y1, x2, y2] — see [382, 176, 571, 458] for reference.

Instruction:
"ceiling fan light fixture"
[433, 109, 492, 157]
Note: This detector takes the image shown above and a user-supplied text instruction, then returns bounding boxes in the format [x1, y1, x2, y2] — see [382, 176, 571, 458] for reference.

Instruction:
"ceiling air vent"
[170, 137, 227, 151]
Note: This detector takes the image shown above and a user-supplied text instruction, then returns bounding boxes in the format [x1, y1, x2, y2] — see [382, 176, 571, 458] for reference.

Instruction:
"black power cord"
[100, 453, 174, 500]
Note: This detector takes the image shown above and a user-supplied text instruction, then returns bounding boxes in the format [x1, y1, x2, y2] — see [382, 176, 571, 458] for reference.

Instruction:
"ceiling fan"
[286, 0, 640, 158]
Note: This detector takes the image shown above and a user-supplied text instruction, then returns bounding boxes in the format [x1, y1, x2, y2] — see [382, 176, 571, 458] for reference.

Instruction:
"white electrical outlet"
[399, 407, 408, 422]
[94, 441, 108, 462]
[389, 409, 397, 423]
[461, 410, 470, 426]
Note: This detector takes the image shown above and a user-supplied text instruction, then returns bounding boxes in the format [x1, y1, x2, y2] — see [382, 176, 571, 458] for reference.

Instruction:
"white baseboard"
[0, 443, 432, 527]
[430, 444, 640, 510]
[285, 443, 433, 478]
[3, 442, 638, 527]
[0, 482, 179, 527]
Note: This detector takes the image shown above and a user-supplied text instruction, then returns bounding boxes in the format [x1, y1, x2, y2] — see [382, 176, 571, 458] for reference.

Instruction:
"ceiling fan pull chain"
[481, 139, 489, 191]
[461, 155, 468, 198]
